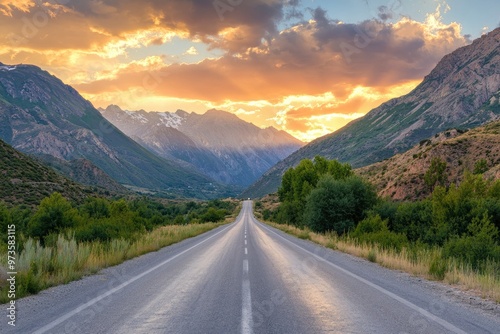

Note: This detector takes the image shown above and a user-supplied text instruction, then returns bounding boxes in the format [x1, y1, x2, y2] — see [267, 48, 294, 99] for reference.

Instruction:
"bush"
[304, 175, 377, 234]
[429, 255, 447, 280]
[80, 197, 110, 219]
[393, 200, 432, 242]
[0, 204, 12, 244]
[367, 249, 377, 262]
[352, 214, 387, 236]
[74, 219, 120, 242]
[424, 157, 447, 190]
[277, 157, 353, 226]
[370, 201, 399, 229]
[428, 173, 492, 244]
[200, 208, 226, 223]
[27, 193, 80, 242]
[262, 209, 271, 221]
[443, 214, 500, 270]
[275, 200, 302, 226]
[352, 214, 408, 251]
[473, 159, 489, 175]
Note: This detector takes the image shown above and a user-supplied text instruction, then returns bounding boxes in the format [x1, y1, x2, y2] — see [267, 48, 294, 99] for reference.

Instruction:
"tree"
[443, 213, 500, 269]
[201, 208, 226, 223]
[81, 197, 110, 219]
[304, 175, 377, 234]
[473, 159, 489, 175]
[393, 200, 433, 242]
[428, 173, 489, 245]
[28, 193, 79, 240]
[424, 157, 447, 190]
[0, 204, 12, 244]
[277, 157, 353, 226]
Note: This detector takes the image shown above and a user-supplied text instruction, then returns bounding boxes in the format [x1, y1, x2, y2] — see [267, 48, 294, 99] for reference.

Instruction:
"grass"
[0, 218, 235, 303]
[263, 221, 500, 303]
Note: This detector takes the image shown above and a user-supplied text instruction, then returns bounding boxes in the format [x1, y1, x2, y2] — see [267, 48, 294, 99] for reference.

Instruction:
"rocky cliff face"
[242, 28, 500, 198]
[0, 64, 229, 198]
[100, 106, 303, 187]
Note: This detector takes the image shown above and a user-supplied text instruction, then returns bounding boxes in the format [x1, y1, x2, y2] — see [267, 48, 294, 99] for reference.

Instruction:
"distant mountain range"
[0, 63, 231, 199]
[242, 28, 500, 198]
[99, 105, 303, 187]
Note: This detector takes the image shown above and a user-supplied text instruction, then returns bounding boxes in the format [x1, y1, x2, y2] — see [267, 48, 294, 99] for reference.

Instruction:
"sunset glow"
[1, 0, 498, 142]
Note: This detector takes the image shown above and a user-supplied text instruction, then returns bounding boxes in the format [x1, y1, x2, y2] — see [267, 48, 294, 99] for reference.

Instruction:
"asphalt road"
[2, 201, 499, 333]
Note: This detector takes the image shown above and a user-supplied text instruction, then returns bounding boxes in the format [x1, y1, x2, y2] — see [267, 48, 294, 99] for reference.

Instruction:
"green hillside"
[0, 139, 95, 206]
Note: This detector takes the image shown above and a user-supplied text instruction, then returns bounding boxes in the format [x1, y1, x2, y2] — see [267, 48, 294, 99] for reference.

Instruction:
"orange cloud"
[0, 0, 289, 53]
[0, 0, 34, 16]
[0, 1, 471, 141]
[74, 9, 467, 103]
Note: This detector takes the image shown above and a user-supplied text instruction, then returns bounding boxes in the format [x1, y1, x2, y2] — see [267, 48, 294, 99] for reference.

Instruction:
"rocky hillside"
[242, 28, 500, 198]
[357, 121, 500, 201]
[0, 64, 229, 199]
[0, 139, 102, 206]
[100, 106, 303, 187]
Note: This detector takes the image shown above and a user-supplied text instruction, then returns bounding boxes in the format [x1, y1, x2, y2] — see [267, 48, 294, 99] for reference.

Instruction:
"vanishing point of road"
[3, 201, 499, 333]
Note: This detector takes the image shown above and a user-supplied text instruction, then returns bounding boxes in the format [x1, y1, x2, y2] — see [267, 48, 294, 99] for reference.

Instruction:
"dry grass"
[264, 221, 500, 303]
[0, 222, 227, 303]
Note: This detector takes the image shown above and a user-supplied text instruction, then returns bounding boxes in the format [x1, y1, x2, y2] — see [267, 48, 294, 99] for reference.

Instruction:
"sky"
[0, 1, 498, 142]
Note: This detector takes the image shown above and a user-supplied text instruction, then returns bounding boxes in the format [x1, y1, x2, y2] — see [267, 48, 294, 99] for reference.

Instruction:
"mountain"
[0, 139, 100, 206]
[242, 28, 500, 198]
[36, 155, 127, 194]
[357, 121, 500, 201]
[99, 106, 303, 187]
[0, 63, 228, 199]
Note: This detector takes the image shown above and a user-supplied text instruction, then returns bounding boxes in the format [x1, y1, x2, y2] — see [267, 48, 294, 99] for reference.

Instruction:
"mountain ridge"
[242, 28, 500, 198]
[0, 63, 230, 199]
[99, 105, 303, 187]
[357, 120, 500, 201]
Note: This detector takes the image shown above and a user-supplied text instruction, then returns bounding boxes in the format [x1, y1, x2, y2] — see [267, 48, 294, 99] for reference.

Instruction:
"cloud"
[75, 8, 467, 103]
[377, 5, 393, 21]
[0, 0, 299, 56]
[0, 1, 471, 141]
[184, 46, 198, 55]
[89, 0, 117, 15]
[0, 0, 34, 16]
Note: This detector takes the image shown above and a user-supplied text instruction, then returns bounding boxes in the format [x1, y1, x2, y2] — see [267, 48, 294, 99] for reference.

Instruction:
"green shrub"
[367, 249, 377, 262]
[473, 159, 489, 175]
[277, 157, 353, 226]
[424, 157, 447, 190]
[27, 193, 80, 242]
[74, 219, 120, 242]
[370, 201, 399, 229]
[80, 197, 110, 219]
[394, 200, 432, 242]
[429, 254, 447, 280]
[262, 209, 271, 221]
[200, 208, 226, 223]
[352, 214, 387, 236]
[443, 214, 500, 270]
[304, 176, 377, 234]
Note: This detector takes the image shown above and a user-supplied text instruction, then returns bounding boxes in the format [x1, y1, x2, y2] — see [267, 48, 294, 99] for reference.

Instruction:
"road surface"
[2, 201, 499, 333]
